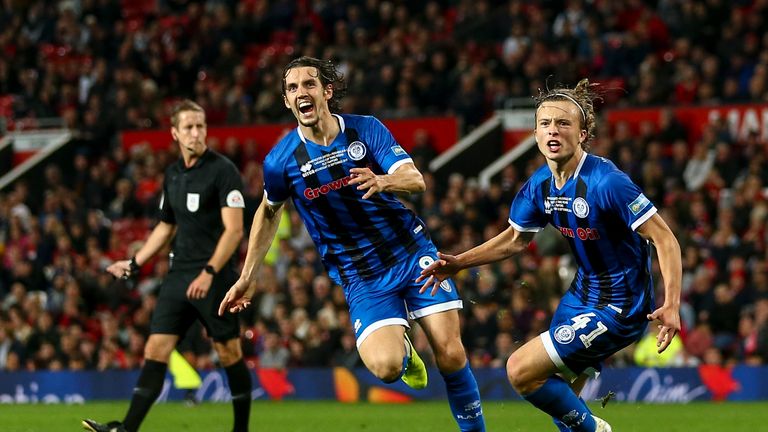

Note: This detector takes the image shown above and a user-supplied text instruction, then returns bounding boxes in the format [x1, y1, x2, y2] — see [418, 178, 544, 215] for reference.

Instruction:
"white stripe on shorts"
[356, 318, 409, 348]
[408, 300, 463, 320]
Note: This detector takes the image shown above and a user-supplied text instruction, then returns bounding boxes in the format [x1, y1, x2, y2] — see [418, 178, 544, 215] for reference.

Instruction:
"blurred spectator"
[0, 0, 766, 373]
[634, 323, 687, 367]
[259, 329, 290, 369]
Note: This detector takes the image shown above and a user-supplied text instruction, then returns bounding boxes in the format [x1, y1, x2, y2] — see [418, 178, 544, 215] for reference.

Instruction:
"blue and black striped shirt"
[509, 153, 656, 319]
[263, 114, 430, 284]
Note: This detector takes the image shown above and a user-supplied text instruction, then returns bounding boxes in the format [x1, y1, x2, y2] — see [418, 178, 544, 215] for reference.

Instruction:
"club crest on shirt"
[554, 324, 575, 344]
[186, 193, 200, 212]
[572, 197, 590, 218]
[347, 141, 367, 161]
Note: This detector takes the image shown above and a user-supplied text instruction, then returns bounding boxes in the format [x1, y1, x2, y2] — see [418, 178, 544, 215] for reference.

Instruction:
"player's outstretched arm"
[106, 221, 176, 279]
[349, 162, 425, 199]
[218, 278, 253, 315]
[637, 213, 682, 353]
[218, 194, 284, 315]
[417, 225, 534, 295]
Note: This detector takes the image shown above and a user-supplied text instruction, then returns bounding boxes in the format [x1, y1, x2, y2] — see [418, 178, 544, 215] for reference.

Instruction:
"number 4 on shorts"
[570, 312, 608, 349]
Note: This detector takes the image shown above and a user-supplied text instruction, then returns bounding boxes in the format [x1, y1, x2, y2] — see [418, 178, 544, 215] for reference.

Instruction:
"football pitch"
[0, 400, 764, 431]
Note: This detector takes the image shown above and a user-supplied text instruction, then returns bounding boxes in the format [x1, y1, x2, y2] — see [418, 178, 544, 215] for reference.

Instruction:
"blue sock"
[441, 364, 485, 432]
[523, 376, 595, 432]
[553, 418, 571, 432]
[552, 397, 592, 431]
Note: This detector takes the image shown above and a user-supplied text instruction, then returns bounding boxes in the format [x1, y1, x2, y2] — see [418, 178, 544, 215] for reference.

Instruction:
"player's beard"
[296, 107, 320, 127]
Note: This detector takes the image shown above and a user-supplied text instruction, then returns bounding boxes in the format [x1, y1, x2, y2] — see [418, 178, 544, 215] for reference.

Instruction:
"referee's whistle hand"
[106, 260, 131, 279]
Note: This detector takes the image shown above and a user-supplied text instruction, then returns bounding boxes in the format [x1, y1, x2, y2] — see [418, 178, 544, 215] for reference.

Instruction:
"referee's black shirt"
[158, 149, 245, 270]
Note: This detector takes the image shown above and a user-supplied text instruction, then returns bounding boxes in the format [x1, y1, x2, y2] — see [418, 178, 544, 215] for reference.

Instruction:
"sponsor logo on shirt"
[557, 226, 601, 240]
[300, 150, 348, 178]
[303, 175, 353, 200]
[391, 145, 406, 156]
[544, 196, 573, 214]
[628, 193, 651, 215]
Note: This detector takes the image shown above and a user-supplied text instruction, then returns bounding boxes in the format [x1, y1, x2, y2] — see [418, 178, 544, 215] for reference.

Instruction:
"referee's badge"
[226, 190, 246, 208]
[187, 193, 200, 212]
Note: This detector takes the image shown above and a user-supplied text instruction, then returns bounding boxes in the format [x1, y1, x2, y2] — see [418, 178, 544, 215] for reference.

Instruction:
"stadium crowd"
[0, 0, 767, 373]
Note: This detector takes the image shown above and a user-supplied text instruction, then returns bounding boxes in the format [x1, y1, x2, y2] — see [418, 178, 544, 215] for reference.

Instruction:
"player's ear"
[171, 127, 178, 141]
[324, 85, 333, 100]
[283, 95, 290, 109]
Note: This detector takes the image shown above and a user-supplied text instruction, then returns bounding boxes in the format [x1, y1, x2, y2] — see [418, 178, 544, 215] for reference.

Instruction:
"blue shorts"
[541, 290, 646, 381]
[344, 244, 463, 347]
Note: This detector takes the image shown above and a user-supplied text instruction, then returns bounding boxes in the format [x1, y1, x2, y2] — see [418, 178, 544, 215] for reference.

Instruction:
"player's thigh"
[545, 299, 645, 381]
[192, 268, 240, 343]
[151, 270, 199, 338]
[357, 324, 407, 370]
[418, 309, 467, 372]
[418, 308, 462, 347]
[507, 336, 560, 391]
[344, 265, 411, 345]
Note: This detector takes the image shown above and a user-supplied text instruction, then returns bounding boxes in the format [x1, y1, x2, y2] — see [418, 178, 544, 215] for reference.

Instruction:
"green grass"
[0, 400, 765, 431]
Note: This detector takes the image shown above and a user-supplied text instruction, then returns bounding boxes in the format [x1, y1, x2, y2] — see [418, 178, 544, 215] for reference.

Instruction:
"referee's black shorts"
[150, 266, 240, 343]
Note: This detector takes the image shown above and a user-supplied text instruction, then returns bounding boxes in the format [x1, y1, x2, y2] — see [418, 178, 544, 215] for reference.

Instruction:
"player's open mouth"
[547, 140, 561, 151]
[298, 100, 314, 116]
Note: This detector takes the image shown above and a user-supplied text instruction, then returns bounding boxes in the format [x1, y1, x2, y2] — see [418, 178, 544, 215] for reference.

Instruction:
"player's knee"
[367, 356, 404, 382]
[434, 342, 466, 373]
[506, 354, 531, 394]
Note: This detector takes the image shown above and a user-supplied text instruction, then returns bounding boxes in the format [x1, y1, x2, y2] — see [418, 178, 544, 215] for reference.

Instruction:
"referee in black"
[83, 100, 252, 432]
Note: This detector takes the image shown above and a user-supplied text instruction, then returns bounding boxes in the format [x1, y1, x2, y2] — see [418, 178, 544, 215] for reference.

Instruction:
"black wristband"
[203, 264, 216, 275]
[129, 256, 140, 273]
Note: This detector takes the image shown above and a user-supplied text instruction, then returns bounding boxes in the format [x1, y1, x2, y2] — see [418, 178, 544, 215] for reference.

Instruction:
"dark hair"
[170, 99, 205, 127]
[534, 78, 599, 150]
[281, 56, 347, 113]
